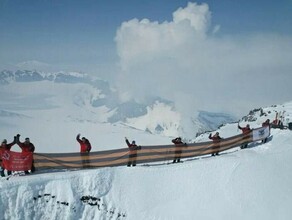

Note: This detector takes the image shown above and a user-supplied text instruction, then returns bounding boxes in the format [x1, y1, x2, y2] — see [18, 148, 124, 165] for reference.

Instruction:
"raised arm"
[125, 137, 131, 147]
[15, 134, 21, 145]
[6, 136, 17, 148]
[238, 124, 242, 130]
[76, 134, 82, 143]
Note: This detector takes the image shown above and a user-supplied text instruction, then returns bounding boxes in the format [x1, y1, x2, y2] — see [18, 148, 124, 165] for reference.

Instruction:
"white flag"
[252, 127, 270, 141]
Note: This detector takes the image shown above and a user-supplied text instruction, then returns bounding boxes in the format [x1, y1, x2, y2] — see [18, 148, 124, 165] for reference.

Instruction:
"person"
[76, 134, 92, 153]
[238, 123, 252, 149]
[171, 137, 185, 163]
[0, 137, 16, 177]
[262, 119, 271, 128]
[208, 132, 223, 156]
[16, 134, 35, 174]
[262, 119, 271, 143]
[272, 119, 284, 129]
[76, 134, 92, 168]
[278, 120, 284, 129]
[125, 137, 141, 167]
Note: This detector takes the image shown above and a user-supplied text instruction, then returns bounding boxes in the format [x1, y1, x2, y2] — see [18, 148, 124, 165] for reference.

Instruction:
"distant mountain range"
[0, 69, 237, 138]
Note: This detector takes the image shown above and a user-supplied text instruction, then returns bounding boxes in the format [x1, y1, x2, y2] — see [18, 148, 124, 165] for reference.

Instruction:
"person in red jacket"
[0, 137, 16, 177]
[76, 134, 92, 168]
[238, 123, 252, 149]
[16, 134, 35, 174]
[125, 137, 141, 167]
[76, 134, 92, 153]
[208, 132, 223, 156]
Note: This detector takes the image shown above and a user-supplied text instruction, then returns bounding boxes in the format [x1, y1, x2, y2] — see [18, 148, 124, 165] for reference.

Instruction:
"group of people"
[170, 122, 255, 160]
[1, 119, 272, 174]
[0, 133, 91, 176]
[207, 118, 271, 157]
[76, 135, 143, 167]
[0, 134, 35, 176]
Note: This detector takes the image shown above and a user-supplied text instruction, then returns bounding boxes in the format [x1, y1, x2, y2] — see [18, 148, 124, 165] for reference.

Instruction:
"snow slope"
[1, 102, 292, 220]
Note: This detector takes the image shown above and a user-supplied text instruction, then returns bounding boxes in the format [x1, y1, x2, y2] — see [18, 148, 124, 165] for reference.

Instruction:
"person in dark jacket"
[76, 134, 92, 153]
[16, 134, 35, 174]
[125, 137, 141, 167]
[238, 123, 252, 149]
[208, 132, 223, 156]
[172, 137, 185, 163]
[262, 119, 271, 143]
[0, 137, 16, 177]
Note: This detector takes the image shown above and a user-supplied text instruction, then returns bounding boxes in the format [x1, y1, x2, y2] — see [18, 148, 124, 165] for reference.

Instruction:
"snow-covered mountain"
[1, 101, 292, 220]
[0, 70, 236, 151]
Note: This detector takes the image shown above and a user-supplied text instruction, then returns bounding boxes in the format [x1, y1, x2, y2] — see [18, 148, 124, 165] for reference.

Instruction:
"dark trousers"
[211, 144, 220, 156]
[240, 144, 248, 149]
[173, 150, 182, 163]
[127, 153, 137, 167]
[80, 153, 90, 168]
[1, 167, 11, 176]
[24, 159, 35, 174]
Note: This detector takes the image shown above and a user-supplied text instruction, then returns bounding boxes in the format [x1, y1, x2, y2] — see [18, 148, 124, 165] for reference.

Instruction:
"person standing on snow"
[125, 137, 141, 167]
[238, 123, 252, 149]
[76, 134, 92, 168]
[171, 137, 185, 163]
[208, 132, 223, 156]
[0, 137, 16, 177]
[16, 134, 35, 174]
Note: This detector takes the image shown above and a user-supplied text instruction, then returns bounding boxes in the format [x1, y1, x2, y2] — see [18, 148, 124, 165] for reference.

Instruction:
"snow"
[1, 78, 292, 219]
[125, 101, 181, 137]
[1, 127, 292, 219]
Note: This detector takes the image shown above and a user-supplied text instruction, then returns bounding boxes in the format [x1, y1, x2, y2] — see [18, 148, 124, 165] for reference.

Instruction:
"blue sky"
[0, 0, 291, 73]
[0, 0, 292, 115]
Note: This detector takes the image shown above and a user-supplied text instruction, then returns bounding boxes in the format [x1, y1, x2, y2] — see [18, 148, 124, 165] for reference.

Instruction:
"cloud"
[115, 2, 210, 71]
[114, 2, 292, 118]
[173, 2, 211, 34]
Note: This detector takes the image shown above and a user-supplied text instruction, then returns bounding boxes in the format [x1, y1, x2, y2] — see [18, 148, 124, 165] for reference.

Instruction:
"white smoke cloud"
[173, 2, 210, 34]
[114, 2, 292, 118]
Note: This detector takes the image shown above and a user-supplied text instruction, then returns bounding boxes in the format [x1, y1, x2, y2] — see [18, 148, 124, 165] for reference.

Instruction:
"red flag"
[1, 150, 33, 171]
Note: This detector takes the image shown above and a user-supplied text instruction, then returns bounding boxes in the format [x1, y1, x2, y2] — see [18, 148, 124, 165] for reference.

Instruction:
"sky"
[0, 0, 292, 116]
